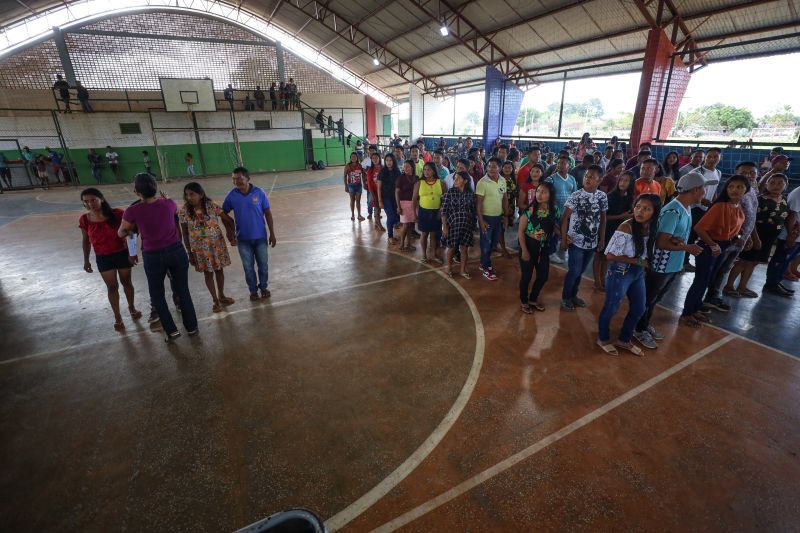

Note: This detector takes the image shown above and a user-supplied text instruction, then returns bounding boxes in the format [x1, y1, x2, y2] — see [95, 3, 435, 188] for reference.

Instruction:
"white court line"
[370, 333, 736, 533]
[325, 244, 486, 532]
[0, 258, 436, 367]
[268, 174, 279, 195]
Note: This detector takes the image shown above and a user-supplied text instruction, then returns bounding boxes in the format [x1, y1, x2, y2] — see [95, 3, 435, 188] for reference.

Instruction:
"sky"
[518, 52, 800, 118]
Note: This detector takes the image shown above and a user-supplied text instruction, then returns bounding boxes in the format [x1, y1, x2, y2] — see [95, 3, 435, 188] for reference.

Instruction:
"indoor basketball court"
[1, 0, 799, 530]
[1, 170, 798, 532]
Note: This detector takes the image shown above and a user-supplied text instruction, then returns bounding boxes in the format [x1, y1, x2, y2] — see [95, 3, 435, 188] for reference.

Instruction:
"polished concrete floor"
[0, 170, 798, 532]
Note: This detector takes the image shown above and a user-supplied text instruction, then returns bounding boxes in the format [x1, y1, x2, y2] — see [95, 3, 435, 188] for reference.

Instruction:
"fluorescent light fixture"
[373, 57, 380, 66]
[439, 25, 449, 37]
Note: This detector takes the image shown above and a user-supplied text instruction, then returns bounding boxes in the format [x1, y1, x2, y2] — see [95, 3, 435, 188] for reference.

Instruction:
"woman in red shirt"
[365, 152, 385, 231]
[79, 188, 142, 331]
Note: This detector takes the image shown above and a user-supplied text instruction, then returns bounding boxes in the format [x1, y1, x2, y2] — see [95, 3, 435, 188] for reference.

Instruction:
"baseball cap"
[677, 172, 708, 192]
[771, 154, 793, 164]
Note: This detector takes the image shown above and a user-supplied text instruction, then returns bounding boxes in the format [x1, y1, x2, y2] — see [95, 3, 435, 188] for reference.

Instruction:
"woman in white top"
[597, 193, 661, 356]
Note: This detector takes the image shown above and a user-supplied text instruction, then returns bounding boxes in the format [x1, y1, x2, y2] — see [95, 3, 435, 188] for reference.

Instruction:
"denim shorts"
[347, 183, 362, 194]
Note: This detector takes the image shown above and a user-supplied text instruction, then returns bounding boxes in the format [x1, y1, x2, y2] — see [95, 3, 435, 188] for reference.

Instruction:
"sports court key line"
[370, 334, 736, 533]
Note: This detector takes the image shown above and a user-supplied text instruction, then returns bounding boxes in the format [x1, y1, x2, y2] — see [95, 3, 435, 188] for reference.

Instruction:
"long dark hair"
[714, 174, 751, 204]
[183, 181, 210, 219]
[80, 187, 115, 224]
[455, 170, 472, 192]
[631, 193, 661, 260]
[422, 161, 438, 180]
[662, 151, 680, 178]
[531, 181, 556, 218]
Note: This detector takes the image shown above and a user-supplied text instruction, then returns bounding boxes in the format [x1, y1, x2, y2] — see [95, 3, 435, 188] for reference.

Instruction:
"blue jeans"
[237, 238, 269, 294]
[598, 262, 646, 343]
[764, 239, 800, 288]
[479, 215, 502, 269]
[91, 166, 102, 184]
[142, 242, 198, 335]
[382, 194, 398, 238]
[366, 189, 373, 216]
[682, 240, 730, 316]
[562, 244, 595, 300]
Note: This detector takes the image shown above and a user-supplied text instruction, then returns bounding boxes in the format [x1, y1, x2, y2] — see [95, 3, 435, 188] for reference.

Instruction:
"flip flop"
[722, 288, 740, 297]
[680, 315, 702, 328]
[530, 302, 546, 312]
[113, 320, 125, 332]
[738, 288, 759, 298]
[615, 342, 643, 357]
[596, 339, 618, 356]
[460, 271, 471, 279]
[129, 308, 142, 320]
[219, 296, 235, 305]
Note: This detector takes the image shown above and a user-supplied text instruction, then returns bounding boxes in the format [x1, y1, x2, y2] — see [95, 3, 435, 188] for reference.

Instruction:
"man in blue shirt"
[222, 167, 277, 300]
[632, 173, 705, 349]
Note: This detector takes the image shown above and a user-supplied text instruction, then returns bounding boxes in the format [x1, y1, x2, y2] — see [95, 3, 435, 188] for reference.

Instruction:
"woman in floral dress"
[179, 182, 237, 312]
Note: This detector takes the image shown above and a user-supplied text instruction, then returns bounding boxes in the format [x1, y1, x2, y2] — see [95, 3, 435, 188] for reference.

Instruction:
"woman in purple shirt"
[119, 173, 198, 342]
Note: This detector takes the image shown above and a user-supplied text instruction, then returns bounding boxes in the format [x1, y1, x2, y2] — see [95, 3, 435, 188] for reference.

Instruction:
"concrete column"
[629, 28, 691, 152]
[276, 42, 286, 83]
[52, 27, 76, 85]
[409, 84, 423, 141]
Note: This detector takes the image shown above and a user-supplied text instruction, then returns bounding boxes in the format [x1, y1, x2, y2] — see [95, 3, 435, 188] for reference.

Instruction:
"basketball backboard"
[159, 78, 217, 112]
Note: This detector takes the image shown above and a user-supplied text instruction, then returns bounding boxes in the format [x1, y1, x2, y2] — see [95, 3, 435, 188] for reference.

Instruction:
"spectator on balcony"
[223, 84, 235, 109]
[278, 82, 287, 110]
[75, 81, 93, 113]
[286, 78, 298, 109]
[53, 74, 72, 113]
[244, 93, 255, 111]
[253, 85, 265, 111]
[269, 82, 278, 110]
[327, 115, 334, 136]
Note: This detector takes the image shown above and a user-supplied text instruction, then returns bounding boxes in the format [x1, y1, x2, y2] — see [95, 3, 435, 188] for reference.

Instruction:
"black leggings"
[519, 237, 550, 303]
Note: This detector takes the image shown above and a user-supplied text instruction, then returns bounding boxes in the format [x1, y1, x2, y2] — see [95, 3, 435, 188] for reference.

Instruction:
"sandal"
[738, 288, 759, 298]
[615, 341, 643, 357]
[357, 216, 365, 221]
[113, 320, 125, 332]
[212, 302, 223, 313]
[722, 287, 740, 297]
[530, 301, 546, 312]
[420, 257, 429, 264]
[219, 296, 235, 305]
[460, 271, 471, 279]
[680, 315, 702, 328]
[129, 308, 142, 320]
[520, 303, 533, 314]
[596, 339, 618, 356]
[693, 312, 711, 324]
[388, 237, 399, 245]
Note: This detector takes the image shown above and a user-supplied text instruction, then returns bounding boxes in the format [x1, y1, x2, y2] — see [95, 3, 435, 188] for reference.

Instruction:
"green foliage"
[759, 105, 799, 127]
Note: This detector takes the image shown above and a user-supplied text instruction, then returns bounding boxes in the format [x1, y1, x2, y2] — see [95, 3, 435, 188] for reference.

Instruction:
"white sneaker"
[549, 253, 564, 264]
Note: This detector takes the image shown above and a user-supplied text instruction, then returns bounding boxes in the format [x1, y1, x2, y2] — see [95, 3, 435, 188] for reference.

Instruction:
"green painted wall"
[3, 137, 355, 184]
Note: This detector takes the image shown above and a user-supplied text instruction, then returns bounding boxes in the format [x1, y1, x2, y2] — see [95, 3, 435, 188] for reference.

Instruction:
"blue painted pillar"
[482, 66, 524, 148]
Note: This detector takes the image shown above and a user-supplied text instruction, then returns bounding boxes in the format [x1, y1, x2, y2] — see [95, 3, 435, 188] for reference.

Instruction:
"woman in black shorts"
[79, 188, 142, 331]
[441, 171, 475, 278]
[413, 162, 447, 263]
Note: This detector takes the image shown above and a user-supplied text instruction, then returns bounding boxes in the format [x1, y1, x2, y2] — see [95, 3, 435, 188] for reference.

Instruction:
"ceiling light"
[440, 25, 449, 37]
[373, 57, 380, 66]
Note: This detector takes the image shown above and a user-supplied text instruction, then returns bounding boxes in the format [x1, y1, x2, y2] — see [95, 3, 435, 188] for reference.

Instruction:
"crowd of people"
[225, 79, 301, 111]
[79, 168, 276, 341]
[340, 135, 798, 355]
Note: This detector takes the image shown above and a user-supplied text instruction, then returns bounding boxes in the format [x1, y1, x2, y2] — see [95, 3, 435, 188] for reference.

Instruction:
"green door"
[383, 115, 392, 136]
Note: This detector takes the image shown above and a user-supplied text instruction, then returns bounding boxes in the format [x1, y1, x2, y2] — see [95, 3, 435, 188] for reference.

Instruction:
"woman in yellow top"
[655, 164, 677, 204]
[413, 162, 448, 263]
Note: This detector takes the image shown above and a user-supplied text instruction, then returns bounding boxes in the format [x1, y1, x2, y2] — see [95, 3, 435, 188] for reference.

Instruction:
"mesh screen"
[0, 11, 357, 94]
[0, 41, 62, 90]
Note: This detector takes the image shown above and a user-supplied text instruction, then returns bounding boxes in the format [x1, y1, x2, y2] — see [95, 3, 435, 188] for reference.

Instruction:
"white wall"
[409, 84, 424, 141]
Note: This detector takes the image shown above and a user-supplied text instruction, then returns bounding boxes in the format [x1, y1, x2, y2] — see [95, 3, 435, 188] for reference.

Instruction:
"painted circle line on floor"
[323, 244, 485, 532]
